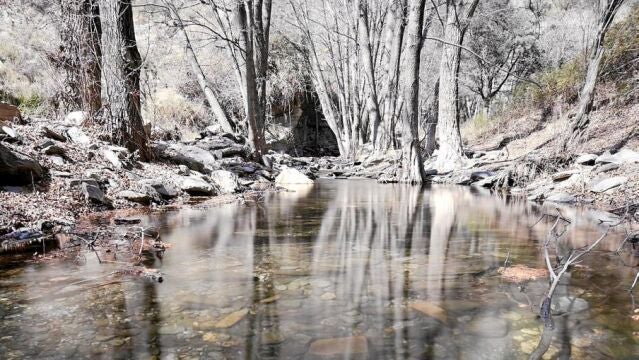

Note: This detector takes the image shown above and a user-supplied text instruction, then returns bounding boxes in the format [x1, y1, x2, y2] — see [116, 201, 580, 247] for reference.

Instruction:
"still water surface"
[1, 180, 638, 359]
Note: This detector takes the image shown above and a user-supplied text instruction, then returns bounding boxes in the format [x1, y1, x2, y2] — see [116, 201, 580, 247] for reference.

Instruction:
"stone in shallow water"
[409, 301, 447, 323]
[261, 330, 285, 345]
[202, 332, 239, 347]
[308, 336, 368, 359]
[320, 292, 336, 301]
[552, 296, 589, 314]
[215, 308, 248, 328]
[468, 316, 510, 338]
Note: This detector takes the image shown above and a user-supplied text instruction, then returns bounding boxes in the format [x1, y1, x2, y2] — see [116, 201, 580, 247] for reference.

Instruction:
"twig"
[631, 271, 639, 292]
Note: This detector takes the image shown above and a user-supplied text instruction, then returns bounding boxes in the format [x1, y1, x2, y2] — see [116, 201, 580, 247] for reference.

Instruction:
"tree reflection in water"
[0, 180, 637, 359]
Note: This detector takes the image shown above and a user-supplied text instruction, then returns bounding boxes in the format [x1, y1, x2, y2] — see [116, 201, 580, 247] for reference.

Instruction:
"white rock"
[596, 148, 639, 165]
[1, 126, 16, 138]
[66, 127, 90, 144]
[591, 176, 628, 193]
[275, 167, 314, 186]
[180, 176, 215, 195]
[209, 170, 240, 194]
[102, 149, 122, 169]
[64, 111, 88, 126]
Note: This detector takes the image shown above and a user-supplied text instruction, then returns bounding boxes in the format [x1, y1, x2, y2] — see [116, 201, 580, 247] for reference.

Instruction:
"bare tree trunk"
[423, 79, 439, 156]
[565, 0, 625, 147]
[235, 0, 271, 159]
[99, 0, 152, 160]
[59, 0, 102, 114]
[378, 0, 407, 153]
[358, 0, 382, 151]
[399, 0, 427, 184]
[435, 0, 479, 172]
[235, 1, 264, 158]
[167, 4, 235, 134]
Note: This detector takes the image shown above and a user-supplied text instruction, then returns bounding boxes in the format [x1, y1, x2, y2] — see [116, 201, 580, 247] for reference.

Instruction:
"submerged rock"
[552, 296, 589, 314]
[308, 336, 368, 359]
[214, 308, 248, 328]
[468, 316, 510, 338]
[409, 301, 447, 323]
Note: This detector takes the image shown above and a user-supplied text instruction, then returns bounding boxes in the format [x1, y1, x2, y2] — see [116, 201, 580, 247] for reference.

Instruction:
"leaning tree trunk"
[59, 0, 102, 114]
[565, 0, 625, 148]
[99, 0, 152, 160]
[399, 0, 427, 184]
[435, 14, 466, 172]
[168, 4, 235, 134]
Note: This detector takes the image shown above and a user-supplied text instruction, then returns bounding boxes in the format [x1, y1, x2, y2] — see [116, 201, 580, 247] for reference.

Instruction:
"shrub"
[143, 87, 209, 139]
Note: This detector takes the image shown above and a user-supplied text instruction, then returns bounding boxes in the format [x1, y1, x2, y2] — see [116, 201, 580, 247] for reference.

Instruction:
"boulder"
[102, 149, 122, 169]
[66, 127, 90, 144]
[140, 179, 179, 199]
[117, 190, 151, 204]
[275, 167, 314, 186]
[575, 153, 597, 166]
[0, 143, 44, 185]
[0, 103, 22, 122]
[64, 111, 88, 126]
[180, 176, 215, 195]
[154, 142, 219, 173]
[81, 183, 111, 205]
[209, 170, 240, 194]
[591, 176, 627, 193]
[596, 149, 639, 165]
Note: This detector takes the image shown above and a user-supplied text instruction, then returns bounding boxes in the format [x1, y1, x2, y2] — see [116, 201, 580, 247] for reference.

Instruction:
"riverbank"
[0, 112, 319, 260]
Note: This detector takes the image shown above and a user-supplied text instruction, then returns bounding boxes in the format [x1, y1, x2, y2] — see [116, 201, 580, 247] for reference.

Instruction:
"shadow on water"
[0, 179, 638, 359]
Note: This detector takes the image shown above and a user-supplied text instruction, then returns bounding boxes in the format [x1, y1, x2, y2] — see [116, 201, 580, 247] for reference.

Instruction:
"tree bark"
[235, 0, 270, 159]
[358, 1, 382, 151]
[436, 6, 464, 171]
[399, 0, 427, 184]
[378, 0, 407, 153]
[423, 79, 439, 157]
[565, 0, 625, 147]
[99, 0, 152, 160]
[59, 0, 102, 114]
